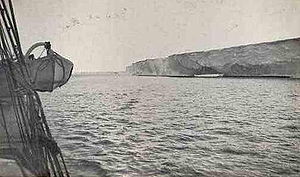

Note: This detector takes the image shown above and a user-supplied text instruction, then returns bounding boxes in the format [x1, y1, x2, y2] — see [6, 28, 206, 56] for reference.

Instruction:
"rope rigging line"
[0, 0, 71, 176]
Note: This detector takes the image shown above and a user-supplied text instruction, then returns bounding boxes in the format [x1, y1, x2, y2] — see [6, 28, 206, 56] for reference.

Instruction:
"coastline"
[133, 74, 296, 79]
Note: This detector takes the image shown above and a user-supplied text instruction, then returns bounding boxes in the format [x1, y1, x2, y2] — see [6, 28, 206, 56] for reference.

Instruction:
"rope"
[0, 0, 70, 176]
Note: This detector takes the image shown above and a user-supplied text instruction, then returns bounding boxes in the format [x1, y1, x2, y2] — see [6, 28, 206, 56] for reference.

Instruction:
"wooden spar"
[8, 0, 23, 54]
[25, 42, 48, 59]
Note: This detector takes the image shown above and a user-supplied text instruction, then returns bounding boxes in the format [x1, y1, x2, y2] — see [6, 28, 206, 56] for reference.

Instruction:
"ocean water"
[41, 75, 300, 177]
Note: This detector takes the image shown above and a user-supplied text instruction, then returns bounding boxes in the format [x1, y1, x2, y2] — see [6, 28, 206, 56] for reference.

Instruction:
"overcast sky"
[14, 0, 300, 72]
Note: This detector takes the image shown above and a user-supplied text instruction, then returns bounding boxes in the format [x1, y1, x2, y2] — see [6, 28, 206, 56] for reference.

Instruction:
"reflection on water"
[41, 75, 300, 177]
[291, 83, 300, 112]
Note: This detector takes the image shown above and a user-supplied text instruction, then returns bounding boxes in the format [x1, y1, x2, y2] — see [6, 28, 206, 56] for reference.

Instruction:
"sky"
[14, 0, 300, 72]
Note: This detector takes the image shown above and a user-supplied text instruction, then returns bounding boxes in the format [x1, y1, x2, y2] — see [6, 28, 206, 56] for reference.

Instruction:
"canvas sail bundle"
[0, 0, 71, 176]
[29, 50, 73, 92]
[26, 46, 74, 92]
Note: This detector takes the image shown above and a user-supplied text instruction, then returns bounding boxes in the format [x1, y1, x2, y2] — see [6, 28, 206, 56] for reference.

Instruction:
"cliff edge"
[126, 38, 300, 78]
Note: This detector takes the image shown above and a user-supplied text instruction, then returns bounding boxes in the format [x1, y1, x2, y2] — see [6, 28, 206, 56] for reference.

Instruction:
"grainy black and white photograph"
[0, 0, 300, 177]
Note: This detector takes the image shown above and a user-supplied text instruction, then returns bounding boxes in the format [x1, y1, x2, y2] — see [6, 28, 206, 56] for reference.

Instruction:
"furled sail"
[26, 42, 74, 92]
[29, 50, 73, 92]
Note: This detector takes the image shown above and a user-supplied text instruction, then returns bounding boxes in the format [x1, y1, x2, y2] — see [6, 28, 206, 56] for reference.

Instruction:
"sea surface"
[41, 75, 300, 177]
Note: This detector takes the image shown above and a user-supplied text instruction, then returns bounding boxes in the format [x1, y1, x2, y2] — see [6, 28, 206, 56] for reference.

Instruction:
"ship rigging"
[0, 0, 73, 176]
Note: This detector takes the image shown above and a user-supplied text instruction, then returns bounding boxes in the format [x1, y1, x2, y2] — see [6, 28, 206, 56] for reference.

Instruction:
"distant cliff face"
[126, 38, 300, 77]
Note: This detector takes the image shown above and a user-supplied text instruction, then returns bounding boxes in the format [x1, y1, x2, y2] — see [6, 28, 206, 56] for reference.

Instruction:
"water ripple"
[41, 76, 300, 177]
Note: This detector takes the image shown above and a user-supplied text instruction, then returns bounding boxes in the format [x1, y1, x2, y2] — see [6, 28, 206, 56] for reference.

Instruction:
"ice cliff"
[126, 38, 300, 77]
